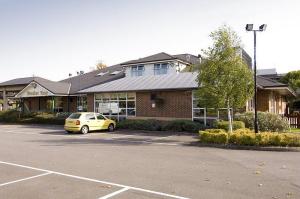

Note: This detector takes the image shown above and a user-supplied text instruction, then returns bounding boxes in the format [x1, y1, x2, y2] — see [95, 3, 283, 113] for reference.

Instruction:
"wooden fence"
[284, 114, 300, 128]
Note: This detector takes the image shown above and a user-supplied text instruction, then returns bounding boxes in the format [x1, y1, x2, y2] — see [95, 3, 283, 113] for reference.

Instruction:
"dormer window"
[131, 65, 144, 77]
[154, 63, 168, 75]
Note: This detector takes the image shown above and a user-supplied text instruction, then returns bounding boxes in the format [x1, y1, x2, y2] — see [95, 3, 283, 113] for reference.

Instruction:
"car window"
[68, 113, 81, 119]
[85, 114, 96, 120]
[96, 114, 105, 120]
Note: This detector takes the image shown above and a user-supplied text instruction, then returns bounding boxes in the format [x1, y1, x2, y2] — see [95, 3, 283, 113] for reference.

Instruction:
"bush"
[214, 120, 245, 131]
[118, 119, 163, 131]
[118, 119, 204, 133]
[235, 112, 290, 132]
[228, 129, 256, 146]
[200, 131, 228, 144]
[205, 129, 226, 133]
[0, 111, 65, 125]
[162, 120, 203, 133]
[199, 129, 300, 147]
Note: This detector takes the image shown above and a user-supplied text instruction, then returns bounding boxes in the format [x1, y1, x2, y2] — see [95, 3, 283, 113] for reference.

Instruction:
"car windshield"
[68, 113, 81, 119]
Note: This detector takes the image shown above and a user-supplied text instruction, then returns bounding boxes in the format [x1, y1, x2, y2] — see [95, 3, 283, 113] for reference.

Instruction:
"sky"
[0, 0, 299, 82]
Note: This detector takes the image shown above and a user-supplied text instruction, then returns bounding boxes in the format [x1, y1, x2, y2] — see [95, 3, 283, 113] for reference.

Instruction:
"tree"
[280, 70, 300, 111]
[96, 60, 107, 70]
[280, 70, 300, 91]
[196, 25, 254, 132]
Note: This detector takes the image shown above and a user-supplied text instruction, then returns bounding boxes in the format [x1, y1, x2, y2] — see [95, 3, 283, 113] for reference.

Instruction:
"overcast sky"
[0, 0, 299, 82]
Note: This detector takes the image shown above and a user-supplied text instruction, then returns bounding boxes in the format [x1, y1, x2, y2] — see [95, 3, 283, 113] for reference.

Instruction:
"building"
[0, 51, 295, 120]
[246, 76, 296, 115]
[0, 65, 125, 113]
[0, 52, 200, 116]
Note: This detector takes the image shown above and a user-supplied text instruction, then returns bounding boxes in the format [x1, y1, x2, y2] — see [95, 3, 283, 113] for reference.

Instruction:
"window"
[54, 97, 64, 112]
[77, 95, 87, 112]
[94, 92, 136, 121]
[68, 113, 81, 119]
[154, 63, 168, 75]
[131, 65, 144, 77]
[85, 114, 96, 120]
[96, 114, 105, 120]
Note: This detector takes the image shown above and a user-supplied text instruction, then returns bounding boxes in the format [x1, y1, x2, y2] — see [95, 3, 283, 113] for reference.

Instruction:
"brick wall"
[136, 90, 192, 119]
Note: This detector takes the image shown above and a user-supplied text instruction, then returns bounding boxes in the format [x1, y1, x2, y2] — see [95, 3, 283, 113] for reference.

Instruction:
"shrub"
[118, 119, 203, 133]
[199, 129, 300, 147]
[162, 120, 203, 133]
[205, 129, 226, 133]
[235, 112, 289, 132]
[200, 131, 228, 144]
[117, 119, 162, 131]
[214, 120, 245, 131]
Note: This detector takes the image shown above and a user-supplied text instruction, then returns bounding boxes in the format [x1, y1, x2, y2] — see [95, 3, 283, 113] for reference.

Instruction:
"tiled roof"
[121, 52, 199, 66]
[60, 64, 125, 94]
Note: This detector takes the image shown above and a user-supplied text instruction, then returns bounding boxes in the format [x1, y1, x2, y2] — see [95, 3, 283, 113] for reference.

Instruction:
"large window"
[77, 95, 87, 112]
[95, 92, 136, 121]
[131, 65, 144, 77]
[154, 63, 168, 75]
[54, 97, 64, 112]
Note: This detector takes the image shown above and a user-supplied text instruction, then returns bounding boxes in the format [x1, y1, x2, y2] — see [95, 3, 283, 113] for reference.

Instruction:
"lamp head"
[259, 24, 267, 31]
[246, 24, 253, 31]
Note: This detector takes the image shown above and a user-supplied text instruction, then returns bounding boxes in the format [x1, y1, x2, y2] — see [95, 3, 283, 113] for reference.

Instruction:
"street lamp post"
[246, 24, 267, 133]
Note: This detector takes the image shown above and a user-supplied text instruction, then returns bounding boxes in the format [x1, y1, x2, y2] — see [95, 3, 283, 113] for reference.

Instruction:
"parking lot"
[0, 124, 299, 199]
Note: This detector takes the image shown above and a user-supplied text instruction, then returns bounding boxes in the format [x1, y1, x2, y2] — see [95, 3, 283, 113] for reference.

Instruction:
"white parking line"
[0, 172, 51, 187]
[0, 161, 189, 199]
[98, 187, 130, 199]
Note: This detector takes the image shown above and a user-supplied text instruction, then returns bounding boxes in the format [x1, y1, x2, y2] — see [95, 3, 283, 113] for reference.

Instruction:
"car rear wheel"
[81, 125, 89, 134]
[65, 131, 72, 134]
[108, 124, 114, 132]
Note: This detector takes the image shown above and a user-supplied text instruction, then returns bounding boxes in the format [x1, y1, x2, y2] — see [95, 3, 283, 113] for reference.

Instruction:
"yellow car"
[64, 112, 116, 134]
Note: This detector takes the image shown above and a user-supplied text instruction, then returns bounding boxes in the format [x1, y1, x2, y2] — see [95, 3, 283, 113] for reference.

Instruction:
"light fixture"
[245, 24, 253, 31]
[259, 24, 267, 31]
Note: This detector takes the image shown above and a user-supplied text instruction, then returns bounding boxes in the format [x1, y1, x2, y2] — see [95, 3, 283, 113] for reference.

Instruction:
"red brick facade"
[136, 90, 193, 120]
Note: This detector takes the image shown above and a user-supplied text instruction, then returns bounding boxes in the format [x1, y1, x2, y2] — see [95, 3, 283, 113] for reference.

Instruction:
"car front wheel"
[81, 125, 89, 134]
[108, 124, 114, 132]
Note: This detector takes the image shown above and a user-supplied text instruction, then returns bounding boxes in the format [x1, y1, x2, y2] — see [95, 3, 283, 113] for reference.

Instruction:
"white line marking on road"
[0, 172, 51, 187]
[98, 187, 130, 199]
[0, 161, 189, 199]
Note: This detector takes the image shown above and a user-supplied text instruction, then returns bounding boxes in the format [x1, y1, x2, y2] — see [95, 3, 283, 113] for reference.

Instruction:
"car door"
[96, 114, 107, 130]
[85, 113, 97, 131]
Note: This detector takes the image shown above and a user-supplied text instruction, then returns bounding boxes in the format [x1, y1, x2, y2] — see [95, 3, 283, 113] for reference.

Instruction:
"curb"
[192, 142, 300, 152]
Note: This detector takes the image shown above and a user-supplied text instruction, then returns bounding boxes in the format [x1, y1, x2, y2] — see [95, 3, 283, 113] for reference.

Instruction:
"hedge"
[214, 120, 245, 131]
[199, 128, 300, 147]
[0, 110, 67, 125]
[118, 119, 204, 133]
[235, 112, 290, 132]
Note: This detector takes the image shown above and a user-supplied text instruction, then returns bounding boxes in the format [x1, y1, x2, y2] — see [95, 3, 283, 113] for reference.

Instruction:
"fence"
[284, 114, 300, 128]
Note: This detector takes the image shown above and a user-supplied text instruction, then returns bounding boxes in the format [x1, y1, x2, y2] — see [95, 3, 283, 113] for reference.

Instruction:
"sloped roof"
[173, 54, 200, 65]
[79, 72, 198, 93]
[257, 76, 287, 88]
[0, 77, 35, 87]
[0, 76, 71, 95]
[60, 64, 125, 94]
[121, 52, 199, 66]
[121, 52, 176, 66]
[33, 77, 71, 95]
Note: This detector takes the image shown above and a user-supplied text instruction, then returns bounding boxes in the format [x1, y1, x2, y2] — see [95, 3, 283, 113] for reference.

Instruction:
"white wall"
[125, 61, 188, 77]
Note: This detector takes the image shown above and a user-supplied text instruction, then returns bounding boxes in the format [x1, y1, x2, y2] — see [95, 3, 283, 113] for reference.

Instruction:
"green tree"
[280, 70, 300, 111]
[280, 70, 300, 91]
[196, 25, 254, 132]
